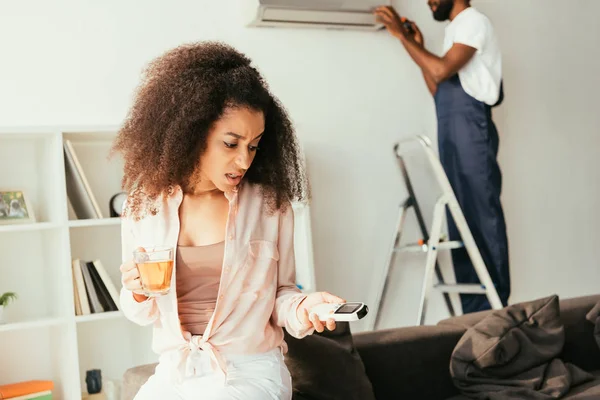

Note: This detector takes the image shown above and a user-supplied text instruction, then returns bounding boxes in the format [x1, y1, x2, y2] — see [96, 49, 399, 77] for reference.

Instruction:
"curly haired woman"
[112, 41, 345, 399]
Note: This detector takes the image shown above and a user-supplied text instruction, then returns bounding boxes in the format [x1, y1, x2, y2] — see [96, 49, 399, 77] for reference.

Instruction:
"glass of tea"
[133, 246, 174, 297]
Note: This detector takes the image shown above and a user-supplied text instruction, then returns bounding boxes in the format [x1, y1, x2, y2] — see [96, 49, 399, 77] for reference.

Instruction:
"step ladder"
[370, 135, 503, 329]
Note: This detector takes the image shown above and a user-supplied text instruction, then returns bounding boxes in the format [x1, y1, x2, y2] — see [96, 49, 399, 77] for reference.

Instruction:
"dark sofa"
[359, 294, 600, 399]
[122, 294, 600, 400]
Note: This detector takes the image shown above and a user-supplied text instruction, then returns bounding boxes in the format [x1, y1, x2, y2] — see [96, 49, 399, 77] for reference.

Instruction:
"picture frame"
[0, 190, 36, 224]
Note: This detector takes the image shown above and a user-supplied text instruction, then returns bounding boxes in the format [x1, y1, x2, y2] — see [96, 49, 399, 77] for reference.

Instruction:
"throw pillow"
[450, 295, 593, 399]
[283, 322, 376, 400]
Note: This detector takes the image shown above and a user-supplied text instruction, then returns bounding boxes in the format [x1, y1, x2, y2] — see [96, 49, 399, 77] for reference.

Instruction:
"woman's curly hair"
[111, 41, 308, 218]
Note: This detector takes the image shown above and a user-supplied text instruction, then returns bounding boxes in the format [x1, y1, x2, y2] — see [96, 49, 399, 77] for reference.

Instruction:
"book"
[71, 263, 83, 316]
[0, 380, 53, 399]
[72, 258, 121, 315]
[91, 260, 120, 311]
[86, 261, 118, 312]
[79, 260, 105, 313]
[8, 390, 52, 399]
[63, 139, 103, 219]
[72, 259, 91, 315]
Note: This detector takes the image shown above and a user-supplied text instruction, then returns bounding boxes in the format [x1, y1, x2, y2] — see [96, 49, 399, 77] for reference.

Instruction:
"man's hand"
[297, 292, 346, 333]
[373, 5, 475, 87]
[374, 6, 409, 40]
[374, 7, 424, 47]
[410, 21, 425, 47]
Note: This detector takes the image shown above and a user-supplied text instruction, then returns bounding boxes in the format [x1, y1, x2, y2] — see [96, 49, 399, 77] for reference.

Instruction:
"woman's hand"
[120, 248, 148, 302]
[297, 292, 346, 333]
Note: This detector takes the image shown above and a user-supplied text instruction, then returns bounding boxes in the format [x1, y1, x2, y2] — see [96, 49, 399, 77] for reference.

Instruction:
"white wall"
[375, 0, 600, 329]
[477, 0, 600, 302]
[1, 0, 599, 333]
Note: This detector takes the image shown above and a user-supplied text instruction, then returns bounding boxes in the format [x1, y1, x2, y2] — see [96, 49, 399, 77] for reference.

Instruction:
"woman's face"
[195, 106, 265, 193]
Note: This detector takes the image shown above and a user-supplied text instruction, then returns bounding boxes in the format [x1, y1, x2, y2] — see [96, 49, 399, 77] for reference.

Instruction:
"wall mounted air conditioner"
[247, 0, 392, 31]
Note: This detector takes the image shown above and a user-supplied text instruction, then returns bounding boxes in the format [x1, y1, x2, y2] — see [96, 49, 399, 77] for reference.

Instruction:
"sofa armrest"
[353, 325, 465, 400]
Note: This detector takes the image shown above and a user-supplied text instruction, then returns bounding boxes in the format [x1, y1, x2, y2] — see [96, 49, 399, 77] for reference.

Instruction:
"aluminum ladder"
[370, 135, 503, 329]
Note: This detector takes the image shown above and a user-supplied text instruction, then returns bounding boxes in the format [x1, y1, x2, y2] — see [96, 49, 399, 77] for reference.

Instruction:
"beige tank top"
[176, 241, 224, 336]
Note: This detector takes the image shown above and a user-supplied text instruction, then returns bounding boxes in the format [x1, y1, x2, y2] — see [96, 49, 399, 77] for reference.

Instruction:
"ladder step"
[394, 240, 464, 253]
[435, 284, 487, 294]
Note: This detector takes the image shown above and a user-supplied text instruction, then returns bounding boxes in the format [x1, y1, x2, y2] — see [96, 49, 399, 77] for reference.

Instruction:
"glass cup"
[133, 246, 174, 297]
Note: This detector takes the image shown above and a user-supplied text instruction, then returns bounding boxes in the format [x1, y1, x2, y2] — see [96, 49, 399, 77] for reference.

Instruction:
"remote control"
[309, 302, 369, 322]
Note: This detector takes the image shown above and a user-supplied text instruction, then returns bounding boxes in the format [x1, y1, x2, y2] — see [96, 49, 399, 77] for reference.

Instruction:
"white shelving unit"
[0, 126, 154, 399]
[0, 125, 317, 399]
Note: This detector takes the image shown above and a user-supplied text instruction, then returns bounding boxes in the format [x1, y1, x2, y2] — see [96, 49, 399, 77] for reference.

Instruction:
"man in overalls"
[375, 0, 509, 313]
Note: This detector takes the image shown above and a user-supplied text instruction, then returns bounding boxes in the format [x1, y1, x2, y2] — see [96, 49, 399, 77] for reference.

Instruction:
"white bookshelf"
[0, 126, 151, 399]
[0, 125, 317, 399]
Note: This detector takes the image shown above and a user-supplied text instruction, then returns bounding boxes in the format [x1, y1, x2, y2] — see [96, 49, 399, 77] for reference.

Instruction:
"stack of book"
[71, 259, 120, 315]
[0, 380, 53, 399]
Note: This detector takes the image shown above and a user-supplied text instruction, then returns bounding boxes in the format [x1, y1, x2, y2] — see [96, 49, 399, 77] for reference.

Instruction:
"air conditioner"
[247, 0, 392, 31]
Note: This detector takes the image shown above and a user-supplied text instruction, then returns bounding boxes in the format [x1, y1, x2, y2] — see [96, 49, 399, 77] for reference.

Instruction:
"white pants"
[134, 348, 292, 400]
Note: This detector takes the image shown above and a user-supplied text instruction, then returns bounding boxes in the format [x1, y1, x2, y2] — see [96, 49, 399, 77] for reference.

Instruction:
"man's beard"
[433, 0, 454, 21]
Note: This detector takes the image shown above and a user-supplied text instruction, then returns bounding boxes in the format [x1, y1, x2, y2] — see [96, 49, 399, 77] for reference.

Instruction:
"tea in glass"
[133, 246, 174, 297]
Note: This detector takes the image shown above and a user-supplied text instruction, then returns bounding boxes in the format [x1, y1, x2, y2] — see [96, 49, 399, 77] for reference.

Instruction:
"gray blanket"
[450, 295, 593, 399]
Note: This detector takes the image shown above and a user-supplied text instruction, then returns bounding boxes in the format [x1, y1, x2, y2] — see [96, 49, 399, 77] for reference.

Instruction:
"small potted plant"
[0, 292, 17, 324]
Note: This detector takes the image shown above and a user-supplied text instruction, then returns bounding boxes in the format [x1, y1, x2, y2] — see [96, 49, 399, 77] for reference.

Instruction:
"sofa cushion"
[283, 322, 376, 400]
[451, 295, 594, 399]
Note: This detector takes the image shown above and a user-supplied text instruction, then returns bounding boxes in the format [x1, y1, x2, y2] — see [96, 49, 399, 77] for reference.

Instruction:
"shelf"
[68, 218, 121, 228]
[75, 311, 124, 323]
[0, 128, 59, 139]
[0, 316, 65, 332]
[0, 221, 63, 233]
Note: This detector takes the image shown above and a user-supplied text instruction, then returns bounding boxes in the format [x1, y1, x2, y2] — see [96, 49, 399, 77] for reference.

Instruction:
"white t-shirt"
[443, 7, 502, 106]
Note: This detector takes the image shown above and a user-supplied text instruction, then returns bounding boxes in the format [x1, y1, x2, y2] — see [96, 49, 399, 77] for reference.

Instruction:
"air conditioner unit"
[247, 0, 392, 31]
